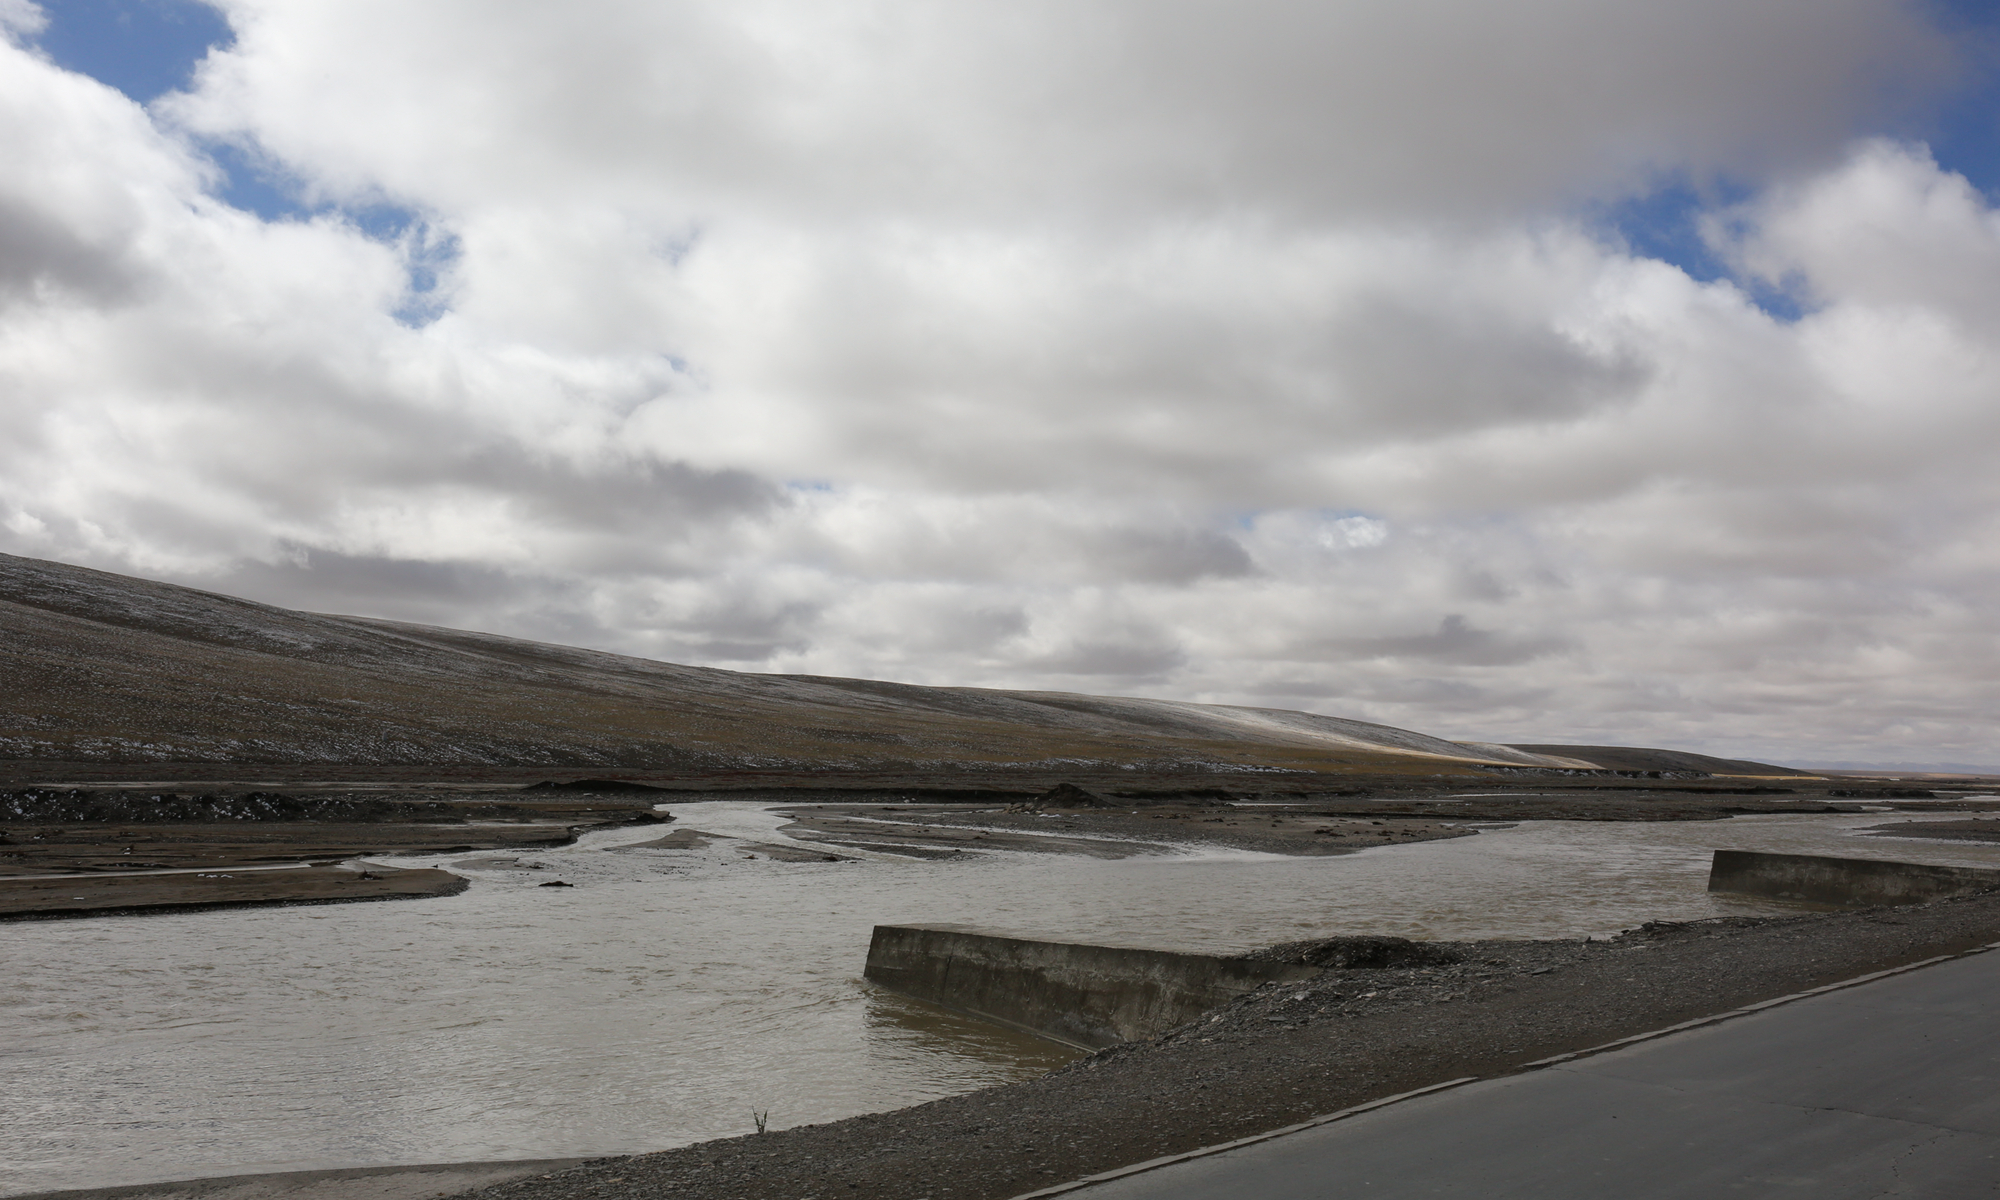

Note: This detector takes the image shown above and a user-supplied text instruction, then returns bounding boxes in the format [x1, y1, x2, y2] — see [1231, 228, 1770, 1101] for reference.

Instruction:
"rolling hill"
[0, 552, 1786, 779]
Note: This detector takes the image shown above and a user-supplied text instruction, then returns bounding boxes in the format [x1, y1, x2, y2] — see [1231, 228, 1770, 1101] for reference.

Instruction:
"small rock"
[1246, 935, 1463, 970]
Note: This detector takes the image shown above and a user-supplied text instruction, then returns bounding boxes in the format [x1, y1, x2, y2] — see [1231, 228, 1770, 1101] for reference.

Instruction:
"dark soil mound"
[522, 779, 670, 794]
[1032, 783, 1109, 808]
[1107, 788, 1237, 802]
[1244, 934, 1464, 970]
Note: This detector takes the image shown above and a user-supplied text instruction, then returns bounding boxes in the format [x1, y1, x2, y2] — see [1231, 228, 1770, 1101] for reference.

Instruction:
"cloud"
[1719, 140, 2000, 321]
[172, 0, 1958, 223]
[0, 0, 42, 40]
[1316, 615, 1572, 669]
[2, 2, 2000, 765]
[0, 193, 137, 306]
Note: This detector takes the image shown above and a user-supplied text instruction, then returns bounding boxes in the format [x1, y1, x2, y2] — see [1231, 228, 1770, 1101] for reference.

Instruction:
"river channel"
[5, 803, 1998, 1195]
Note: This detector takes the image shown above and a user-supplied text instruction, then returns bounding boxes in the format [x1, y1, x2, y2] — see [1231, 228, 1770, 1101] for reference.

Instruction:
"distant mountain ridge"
[0, 552, 1788, 777]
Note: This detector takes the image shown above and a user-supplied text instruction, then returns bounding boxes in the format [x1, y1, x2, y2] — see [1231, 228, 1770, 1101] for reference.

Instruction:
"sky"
[4, 1, 2000, 769]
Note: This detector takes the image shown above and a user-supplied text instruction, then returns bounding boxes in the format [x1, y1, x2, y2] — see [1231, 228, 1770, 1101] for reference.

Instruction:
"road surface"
[1061, 948, 2000, 1198]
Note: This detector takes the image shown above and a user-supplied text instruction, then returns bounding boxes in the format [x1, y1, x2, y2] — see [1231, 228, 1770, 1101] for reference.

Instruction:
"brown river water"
[4, 802, 1998, 1195]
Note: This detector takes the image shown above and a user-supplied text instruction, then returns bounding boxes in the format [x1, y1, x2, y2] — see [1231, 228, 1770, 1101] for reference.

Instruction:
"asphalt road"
[1061, 948, 2000, 1198]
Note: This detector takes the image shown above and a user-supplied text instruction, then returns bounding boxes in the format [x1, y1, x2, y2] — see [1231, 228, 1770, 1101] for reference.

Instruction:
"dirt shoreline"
[0, 789, 666, 919]
[1866, 816, 2000, 843]
[0, 863, 468, 919]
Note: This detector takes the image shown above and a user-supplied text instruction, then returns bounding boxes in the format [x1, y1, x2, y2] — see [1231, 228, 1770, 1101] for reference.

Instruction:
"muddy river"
[5, 804, 1997, 1195]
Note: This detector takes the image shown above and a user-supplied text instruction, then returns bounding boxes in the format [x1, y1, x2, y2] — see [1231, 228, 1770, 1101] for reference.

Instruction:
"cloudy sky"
[4, 0, 2000, 767]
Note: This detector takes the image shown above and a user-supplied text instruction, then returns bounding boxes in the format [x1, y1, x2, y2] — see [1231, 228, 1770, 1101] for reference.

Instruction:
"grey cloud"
[1454, 570, 1515, 602]
[687, 224, 1663, 510]
[193, 548, 565, 626]
[631, 590, 823, 663]
[206, 550, 817, 665]
[1242, 680, 1348, 701]
[1021, 609, 1189, 679]
[1030, 639, 1187, 680]
[57, 330, 769, 574]
[677, 634, 809, 663]
[0, 195, 137, 306]
[470, 452, 786, 549]
[895, 604, 1029, 655]
[1029, 0, 1956, 223]
[1586, 485, 1922, 578]
[1319, 299, 1648, 437]
[784, 498, 1253, 587]
[1347, 677, 1517, 710]
[1315, 615, 1571, 668]
[1087, 527, 1252, 584]
[174, 1, 1959, 224]
[1232, 673, 1559, 724]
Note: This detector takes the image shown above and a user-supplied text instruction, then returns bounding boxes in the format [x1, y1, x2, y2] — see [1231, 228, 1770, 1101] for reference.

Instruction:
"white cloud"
[0, 0, 42, 41]
[2, 2, 1999, 765]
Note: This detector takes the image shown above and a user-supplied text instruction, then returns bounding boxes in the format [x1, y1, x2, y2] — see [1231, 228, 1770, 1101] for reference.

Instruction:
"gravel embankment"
[456, 892, 2000, 1200]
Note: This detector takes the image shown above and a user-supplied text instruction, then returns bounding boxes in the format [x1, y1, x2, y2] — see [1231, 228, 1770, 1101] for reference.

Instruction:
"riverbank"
[768, 788, 2000, 859]
[0, 862, 466, 918]
[442, 891, 2000, 1200]
[0, 789, 665, 919]
[3, 788, 1980, 921]
[1868, 816, 2000, 843]
[775, 803, 1478, 858]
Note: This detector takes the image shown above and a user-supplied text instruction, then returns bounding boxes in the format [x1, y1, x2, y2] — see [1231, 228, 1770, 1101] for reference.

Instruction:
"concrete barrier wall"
[1708, 850, 2000, 907]
[864, 924, 1317, 1049]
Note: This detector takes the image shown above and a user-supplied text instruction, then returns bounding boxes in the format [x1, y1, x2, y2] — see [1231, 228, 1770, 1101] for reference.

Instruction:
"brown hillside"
[2, 552, 1590, 774]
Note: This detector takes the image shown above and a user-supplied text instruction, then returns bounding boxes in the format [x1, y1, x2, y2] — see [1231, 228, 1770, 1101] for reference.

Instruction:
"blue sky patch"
[1595, 179, 1746, 287]
[389, 220, 461, 328]
[200, 139, 310, 223]
[1599, 181, 1811, 322]
[1916, 0, 2000, 200]
[28, 4, 460, 324]
[1586, 0, 2000, 321]
[33, 2, 313, 225]
[32, 0, 229, 104]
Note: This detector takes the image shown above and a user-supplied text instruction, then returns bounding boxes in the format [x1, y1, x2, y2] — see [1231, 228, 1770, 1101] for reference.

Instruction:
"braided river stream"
[6, 802, 1999, 1195]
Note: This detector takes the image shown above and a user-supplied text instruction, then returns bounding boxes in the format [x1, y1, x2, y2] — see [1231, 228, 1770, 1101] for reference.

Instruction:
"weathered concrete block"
[864, 923, 1317, 1049]
[1708, 849, 2000, 907]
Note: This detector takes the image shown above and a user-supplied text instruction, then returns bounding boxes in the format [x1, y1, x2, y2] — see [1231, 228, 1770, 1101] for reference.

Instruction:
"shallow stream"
[5, 804, 1998, 1195]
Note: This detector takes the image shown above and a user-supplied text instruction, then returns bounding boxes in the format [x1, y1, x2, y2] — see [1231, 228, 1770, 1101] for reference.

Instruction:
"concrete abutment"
[863, 924, 1316, 1049]
[1708, 849, 2000, 907]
